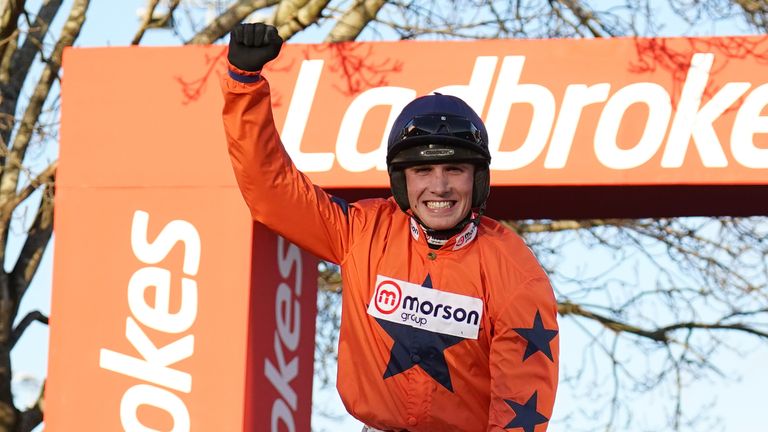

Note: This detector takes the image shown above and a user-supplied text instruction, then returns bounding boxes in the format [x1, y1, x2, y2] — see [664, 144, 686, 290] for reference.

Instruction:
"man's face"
[404, 163, 474, 231]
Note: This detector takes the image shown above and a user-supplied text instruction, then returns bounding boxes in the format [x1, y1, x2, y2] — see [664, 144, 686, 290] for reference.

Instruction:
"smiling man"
[405, 162, 473, 231]
[222, 23, 559, 432]
[386, 95, 494, 249]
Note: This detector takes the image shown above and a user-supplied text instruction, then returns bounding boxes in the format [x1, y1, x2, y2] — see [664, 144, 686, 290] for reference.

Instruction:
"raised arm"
[221, 23, 353, 264]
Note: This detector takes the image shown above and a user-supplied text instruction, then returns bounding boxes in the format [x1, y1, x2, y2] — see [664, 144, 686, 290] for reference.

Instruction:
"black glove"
[227, 23, 283, 72]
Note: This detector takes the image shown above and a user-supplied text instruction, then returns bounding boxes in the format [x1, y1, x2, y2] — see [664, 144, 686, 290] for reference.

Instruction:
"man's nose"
[428, 169, 450, 194]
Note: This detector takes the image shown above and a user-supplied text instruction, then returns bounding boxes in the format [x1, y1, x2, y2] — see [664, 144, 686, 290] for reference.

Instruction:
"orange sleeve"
[487, 276, 560, 432]
[220, 73, 353, 264]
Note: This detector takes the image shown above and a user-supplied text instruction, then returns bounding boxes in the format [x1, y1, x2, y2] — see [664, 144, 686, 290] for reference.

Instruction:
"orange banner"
[57, 36, 768, 191]
[47, 188, 253, 430]
[47, 45, 317, 431]
[259, 36, 768, 187]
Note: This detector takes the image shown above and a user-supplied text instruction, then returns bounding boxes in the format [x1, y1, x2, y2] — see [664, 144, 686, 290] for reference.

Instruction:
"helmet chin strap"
[413, 204, 485, 248]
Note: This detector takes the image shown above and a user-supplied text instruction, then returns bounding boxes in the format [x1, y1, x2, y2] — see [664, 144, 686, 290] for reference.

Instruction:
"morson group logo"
[367, 275, 483, 339]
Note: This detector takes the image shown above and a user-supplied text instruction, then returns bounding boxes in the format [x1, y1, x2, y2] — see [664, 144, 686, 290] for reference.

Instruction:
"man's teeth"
[426, 201, 452, 209]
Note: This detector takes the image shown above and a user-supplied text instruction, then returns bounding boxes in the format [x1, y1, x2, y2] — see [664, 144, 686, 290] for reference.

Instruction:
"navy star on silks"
[512, 310, 558, 362]
[504, 391, 549, 432]
[375, 274, 465, 392]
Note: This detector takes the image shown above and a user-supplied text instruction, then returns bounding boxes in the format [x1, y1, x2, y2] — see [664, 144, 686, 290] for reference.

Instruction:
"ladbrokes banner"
[58, 36, 768, 189]
[262, 36, 768, 186]
[48, 35, 768, 431]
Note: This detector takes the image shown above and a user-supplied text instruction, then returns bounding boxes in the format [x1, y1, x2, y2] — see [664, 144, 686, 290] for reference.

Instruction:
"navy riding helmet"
[386, 93, 492, 213]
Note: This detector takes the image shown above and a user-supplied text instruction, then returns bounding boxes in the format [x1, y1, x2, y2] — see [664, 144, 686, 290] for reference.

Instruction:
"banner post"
[47, 45, 317, 431]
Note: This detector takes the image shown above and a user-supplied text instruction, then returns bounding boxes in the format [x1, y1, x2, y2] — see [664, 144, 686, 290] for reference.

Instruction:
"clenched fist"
[227, 23, 283, 72]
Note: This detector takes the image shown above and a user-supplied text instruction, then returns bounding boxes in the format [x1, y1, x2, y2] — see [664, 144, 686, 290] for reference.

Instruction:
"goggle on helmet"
[386, 93, 492, 213]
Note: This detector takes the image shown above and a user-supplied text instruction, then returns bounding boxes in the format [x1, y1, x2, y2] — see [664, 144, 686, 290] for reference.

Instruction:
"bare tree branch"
[276, 0, 330, 41]
[9, 310, 47, 349]
[734, 0, 768, 28]
[559, 301, 768, 342]
[10, 170, 54, 305]
[0, 0, 64, 150]
[132, 0, 181, 45]
[17, 379, 43, 432]
[0, 0, 24, 63]
[0, 2, 86, 429]
[273, 0, 309, 27]
[187, 0, 279, 45]
[553, 0, 614, 37]
[131, 0, 161, 45]
[17, 404, 41, 432]
[0, 0, 88, 213]
[325, 0, 386, 42]
[503, 218, 632, 234]
[1, 160, 55, 222]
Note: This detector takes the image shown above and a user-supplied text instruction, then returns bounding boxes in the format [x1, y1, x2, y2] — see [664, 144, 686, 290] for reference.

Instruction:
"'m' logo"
[374, 280, 402, 314]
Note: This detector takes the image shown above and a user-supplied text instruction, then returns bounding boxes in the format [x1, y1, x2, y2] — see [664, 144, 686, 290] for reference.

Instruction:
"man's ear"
[389, 169, 411, 212]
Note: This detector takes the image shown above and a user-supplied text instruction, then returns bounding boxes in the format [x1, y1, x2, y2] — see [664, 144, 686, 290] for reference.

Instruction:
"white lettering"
[266, 237, 304, 429]
[100, 318, 194, 393]
[276, 282, 300, 351]
[486, 56, 556, 170]
[120, 384, 190, 432]
[432, 56, 499, 118]
[595, 83, 671, 169]
[271, 398, 296, 432]
[731, 82, 768, 168]
[336, 87, 415, 172]
[545, 83, 611, 168]
[131, 210, 200, 276]
[283, 52, 768, 173]
[127, 267, 197, 334]
[662, 53, 750, 168]
[282, 60, 334, 172]
[277, 236, 302, 293]
[264, 332, 299, 411]
[101, 211, 201, 428]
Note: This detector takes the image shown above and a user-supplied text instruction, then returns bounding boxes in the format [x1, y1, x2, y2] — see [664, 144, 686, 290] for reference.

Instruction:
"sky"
[11, 1, 768, 431]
